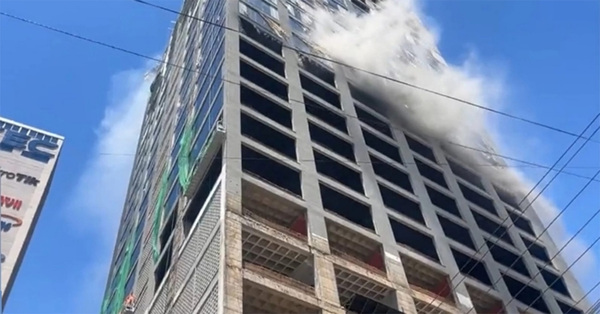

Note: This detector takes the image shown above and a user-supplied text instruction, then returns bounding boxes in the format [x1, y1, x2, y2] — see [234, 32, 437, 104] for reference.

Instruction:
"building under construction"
[100, 0, 591, 313]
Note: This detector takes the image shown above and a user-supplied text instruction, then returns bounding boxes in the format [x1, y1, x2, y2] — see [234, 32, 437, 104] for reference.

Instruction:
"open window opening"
[437, 214, 476, 250]
[355, 105, 393, 138]
[503, 273, 550, 313]
[240, 18, 283, 55]
[466, 284, 506, 314]
[363, 129, 403, 164]
[298, 54, 336, 87]
[426, 185, 462, 218]
[326, 219, 386, 274]
[300, 74, 341, 109]
[390, 218, 439, 262]
[314, 150, 364, 194]
[351, 0, 370, 12]
[240, 37, 285, 77]
[556, 300, 583, 314]
[242, 145, 302, 197]
[304, 95, 348, 133]
[184, 148, 222, 235]
[486, 240, 531, 278]
[459, 183, 498, 216]
[405, 134, 436, 162]
[379, 183, 424, 225]
[243, 280, 320, 314]
[494, 185, 523, 210]
[240, 60, 288, 101]
[241, 84, 292, 129]
[241, 112, 297, 160]
[320, 183, 375, 231]
[348, 83, 387, 117]
[154, 219, 175, 292]
[451, 247, 493, 286]
[471, 210, 514, 246]
[448, 159, 485, 191]
[506, 209, 536, 237]
[520, 236, 552, 264]
[242, 179, 308, 241]
[335, 266, 401, 314]
[416, 159, 448, 189]
[371, 155, 413, 193]
[402, 253, 456, 312]
[242, 228, 314, 292]
[308, 121, 355, 162]
[538, 267, 571, 297]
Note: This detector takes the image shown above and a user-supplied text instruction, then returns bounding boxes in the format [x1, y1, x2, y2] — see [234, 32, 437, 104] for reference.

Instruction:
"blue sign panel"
[0, 130, 58, 163]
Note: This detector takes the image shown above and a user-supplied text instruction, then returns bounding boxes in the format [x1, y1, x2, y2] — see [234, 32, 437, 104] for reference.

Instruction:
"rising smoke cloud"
[306, 0, 598, 304]
[66, 62, 153, 312]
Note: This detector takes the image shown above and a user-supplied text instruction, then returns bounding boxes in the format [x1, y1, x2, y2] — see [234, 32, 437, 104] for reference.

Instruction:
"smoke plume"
[306, 0, 598, 304]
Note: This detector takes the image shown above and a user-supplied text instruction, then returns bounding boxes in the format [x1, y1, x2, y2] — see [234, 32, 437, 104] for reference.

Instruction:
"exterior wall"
[102, 0, 592, 314]
[0, 117, 63, 307]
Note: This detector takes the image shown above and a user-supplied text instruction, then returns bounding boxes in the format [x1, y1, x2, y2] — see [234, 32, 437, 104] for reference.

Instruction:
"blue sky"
[1, 0, 598, 313]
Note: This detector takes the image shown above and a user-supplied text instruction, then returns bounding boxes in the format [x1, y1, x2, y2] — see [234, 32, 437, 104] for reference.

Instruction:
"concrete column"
[335, 68, 417, 314]
[220, 1, 244, 313]
[434, 151, 520, 313]
[485, 181, 562, 313]
[221, 216, 244, 314]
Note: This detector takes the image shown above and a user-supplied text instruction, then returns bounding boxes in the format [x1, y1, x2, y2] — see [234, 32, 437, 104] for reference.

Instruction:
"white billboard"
[0, 117, 63, 307]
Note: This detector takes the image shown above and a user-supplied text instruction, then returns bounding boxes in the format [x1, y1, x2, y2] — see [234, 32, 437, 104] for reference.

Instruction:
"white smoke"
[307, 0, 599, 304]
[66, 61, 154, 312]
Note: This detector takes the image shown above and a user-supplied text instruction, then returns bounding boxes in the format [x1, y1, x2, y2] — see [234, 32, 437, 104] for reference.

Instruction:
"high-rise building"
[101, 0, 591, 313]
[0, 117, 63, 307]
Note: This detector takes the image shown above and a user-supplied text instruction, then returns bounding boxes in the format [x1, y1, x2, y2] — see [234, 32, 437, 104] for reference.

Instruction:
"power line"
[2, 11, 598, 184]
[572, 280, 600, 314]
[5, 10, 599, 313]
[522, 235, 600, 313]
[425, 117, 600, 310]
[130, 0, 600, 144]
[468, 170, 599, 313]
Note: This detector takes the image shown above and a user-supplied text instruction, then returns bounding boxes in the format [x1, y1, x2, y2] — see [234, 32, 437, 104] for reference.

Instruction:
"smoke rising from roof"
[307, 0, 598, 305]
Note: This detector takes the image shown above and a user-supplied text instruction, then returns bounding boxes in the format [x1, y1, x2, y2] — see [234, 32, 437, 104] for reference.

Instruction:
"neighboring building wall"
[0, 117, 63, 307]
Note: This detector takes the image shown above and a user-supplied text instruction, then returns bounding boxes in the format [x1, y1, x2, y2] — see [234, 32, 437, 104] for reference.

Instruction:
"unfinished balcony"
[326, 219, 387, 277]
[401, 254, 458, 314]
[242, 177, 308, 243]
[466, 284, 506, 314]
[243, 280, 320, 314]
[241, 227, 315, 297]
[334, 266, 402, 314]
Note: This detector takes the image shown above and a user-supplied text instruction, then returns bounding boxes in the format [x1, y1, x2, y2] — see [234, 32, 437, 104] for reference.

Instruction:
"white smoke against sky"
[66, 60, 154, 311]
[307, 0, 598, 303]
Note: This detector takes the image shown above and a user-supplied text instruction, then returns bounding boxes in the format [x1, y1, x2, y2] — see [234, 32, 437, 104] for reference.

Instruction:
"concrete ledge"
[229, 211, 311, 254]
[243, 265, 319, 306]
[412, 286, 460, 314]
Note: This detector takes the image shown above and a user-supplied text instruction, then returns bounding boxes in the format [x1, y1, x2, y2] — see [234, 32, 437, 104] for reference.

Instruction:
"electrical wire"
[130, 0, 600, 144]
[2, 11, 598, 184]
[522, 236, 600, 313]
[586, 297, 600, 314]
[570, 280, 600, 314]
[466, 169, 599, 313]
[424, 118, 600, 310]
[5, 9, 599, 314]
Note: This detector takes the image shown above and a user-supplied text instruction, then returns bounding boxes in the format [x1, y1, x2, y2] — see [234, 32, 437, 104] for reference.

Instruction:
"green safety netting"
[101, 297, 109, 314]
[111, 232, 136, 314]
[177, 118, 193, 192]
[151, 168, 169, 263]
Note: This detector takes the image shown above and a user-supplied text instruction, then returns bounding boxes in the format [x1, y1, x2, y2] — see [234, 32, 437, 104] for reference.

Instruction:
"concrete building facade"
[101, 0, 591, 313]
[0, 117, 63, 307]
